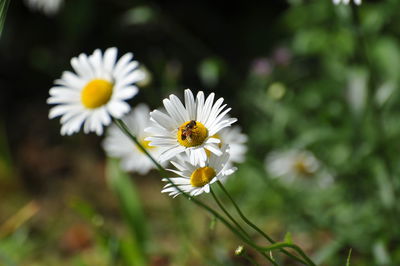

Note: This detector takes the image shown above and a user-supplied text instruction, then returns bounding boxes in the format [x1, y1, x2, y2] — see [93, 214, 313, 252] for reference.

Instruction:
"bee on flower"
[47, 47, 145, 136]
[265, 149, 333, 187]
[162, 145, 236, 197]
[145, 89, 237, 166]
[102, 104, 164, 175]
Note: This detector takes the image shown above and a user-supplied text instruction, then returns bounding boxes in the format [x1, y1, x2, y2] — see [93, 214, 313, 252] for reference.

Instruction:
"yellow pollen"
[137, 139, 154, 153]
[205, 134, 222, 157]
[177, 120, 208, 147]
[293, 159, 312, 176]
[81, 79, 113, 109]
[190, 166, 216, 187]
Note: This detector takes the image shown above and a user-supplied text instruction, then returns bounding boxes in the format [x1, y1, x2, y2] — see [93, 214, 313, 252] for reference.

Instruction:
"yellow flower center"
[190, 166, 216, 187]
[81, 79, 113, 109]
[177, 120, 208, 147]
[293, 159, 312, 176]
[205, 134, 222, 157]
[137, 139, 154, 153]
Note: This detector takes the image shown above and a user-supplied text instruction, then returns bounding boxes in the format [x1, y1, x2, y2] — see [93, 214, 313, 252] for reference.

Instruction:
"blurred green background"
[1, 0, 400, 265]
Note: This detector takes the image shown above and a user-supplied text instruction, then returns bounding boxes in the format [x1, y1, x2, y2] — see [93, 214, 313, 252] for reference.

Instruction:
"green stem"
[210, 188, 250, 240]
[114, 119, 314, 265]
[216, 181, 311, 265]
[113, 119, 164, 171]
[113, 119, 271, 260]
[210, 188, 277, 265]
[260, 242, 315, 266]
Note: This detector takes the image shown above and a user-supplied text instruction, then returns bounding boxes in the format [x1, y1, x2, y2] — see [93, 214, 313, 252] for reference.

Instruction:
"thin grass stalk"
[0, 0, 10, 37]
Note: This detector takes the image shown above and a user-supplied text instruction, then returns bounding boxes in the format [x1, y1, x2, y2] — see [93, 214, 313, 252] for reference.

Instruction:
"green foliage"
[106, 159, 148, 266]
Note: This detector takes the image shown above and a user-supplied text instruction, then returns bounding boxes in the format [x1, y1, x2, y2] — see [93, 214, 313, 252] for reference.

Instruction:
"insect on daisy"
[162, 145, 236, 197]
[102, 104, 163, 175]
[47, 47, 144, 136]
[145, 89, 237, 165]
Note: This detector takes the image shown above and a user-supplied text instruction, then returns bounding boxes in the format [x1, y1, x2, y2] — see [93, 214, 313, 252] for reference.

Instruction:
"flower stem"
[113, 119, 274, 262]
[216, 180, 313, 265]
[113, 119, 164, 171]
[210, 188, 277, 265]
[114, 119, 314, 265]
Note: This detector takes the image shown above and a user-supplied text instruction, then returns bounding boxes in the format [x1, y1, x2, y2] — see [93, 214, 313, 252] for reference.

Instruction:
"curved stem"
[114, 119, 314, 265]
[113, 119, 270, 260]
[259, 242, 315, 266]
[210, 188, 277, 265]
[216, 181, 311, 265]
[210, 188, 250, 240]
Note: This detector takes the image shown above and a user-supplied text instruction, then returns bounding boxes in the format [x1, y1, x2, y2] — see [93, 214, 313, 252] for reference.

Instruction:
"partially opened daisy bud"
[102, 104, 163, 175]
[162, 145, 236, 197]
[47, 47, 145, 136]
[145, 89, 237, 165]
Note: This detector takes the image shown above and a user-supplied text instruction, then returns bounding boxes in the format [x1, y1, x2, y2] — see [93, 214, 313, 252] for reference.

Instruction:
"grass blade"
[0, 0, 10, 37]
[106, 159, 148, 266]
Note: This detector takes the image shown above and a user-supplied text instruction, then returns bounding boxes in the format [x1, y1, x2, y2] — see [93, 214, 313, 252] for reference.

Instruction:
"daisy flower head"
[25, 0, 64, 16]
[332, 0, 361, 5]
[265, 149, 334, 188]
[209, 125, 247, 166]
[47, 47, 145, 136]
[102, 104, 163, 175]
[265, 150, 319, 182]
[145, 89, 237, 165]
[162, 145, 236, 198]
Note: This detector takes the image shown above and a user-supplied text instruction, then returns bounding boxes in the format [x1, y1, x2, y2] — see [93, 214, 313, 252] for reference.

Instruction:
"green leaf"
[106, 159, 148, 266]
[284, 232, 293, 244]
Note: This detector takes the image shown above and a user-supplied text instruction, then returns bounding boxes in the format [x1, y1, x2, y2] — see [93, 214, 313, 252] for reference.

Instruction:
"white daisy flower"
[102, 104, 163, 175]
[25, 0, 64, 16]
[207, 125, 247, 165]
[145, 89, 237, 165]
[332, 0, 361, 6]
[265, 150, 319, 181]
[265, 149, 333, 187]
[162, 145, 236, 197]
[47, 47, 144, 136]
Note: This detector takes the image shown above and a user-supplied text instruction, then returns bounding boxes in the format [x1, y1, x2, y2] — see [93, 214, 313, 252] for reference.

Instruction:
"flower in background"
[47, 47, 144, 136]
[102, 104, 163, 175]
[145, 89, 237, 165]
[209, 126, 247, 165]
[25, 0, 64, 16]
[265, 150, 319, 181]
[265, 149, 334, 187]
[332, 0, 361, 5]
[272, 47, 292, 67]
[250, 57, 273, 77]
[162, 145, 236, 197]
